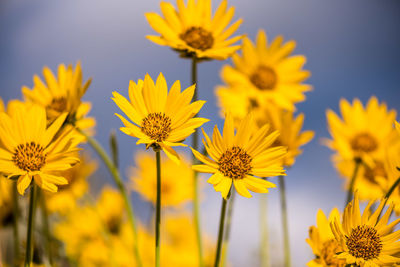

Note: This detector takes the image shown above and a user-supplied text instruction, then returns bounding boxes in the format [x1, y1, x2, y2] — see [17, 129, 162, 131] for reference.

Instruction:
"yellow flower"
[130, 152, 193, 207]
[145, 0, 243, 60]
[259, 106, 314, 167]
[191, 114, 286, 199]
[112, 73, 208, 163]
[306, 208, 346, 267]
[216, 30, 311, 111]
[0, 104, 81, 195]
[330, 194, 400, 266]
[46, 152, 97, 214]
[21, 62, 95, 133]
[326, 97, 397, 167]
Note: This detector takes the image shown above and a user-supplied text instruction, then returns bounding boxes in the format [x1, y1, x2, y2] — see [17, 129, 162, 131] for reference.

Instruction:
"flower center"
[12, 142, 47, 172]
[180, 27, 214, 51]
[250, 66, 277, 90]
[320, 239, 346, 266]
[141, 113, 172, 142]
[47, 97, 68, 113]
[350, 132, 378, 153]
[218, 147, 252, 179]
[346, 225, 382, 260]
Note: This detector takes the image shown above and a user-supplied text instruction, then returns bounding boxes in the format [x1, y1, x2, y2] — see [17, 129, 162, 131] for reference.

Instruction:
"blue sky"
[1, 0, 400, 265]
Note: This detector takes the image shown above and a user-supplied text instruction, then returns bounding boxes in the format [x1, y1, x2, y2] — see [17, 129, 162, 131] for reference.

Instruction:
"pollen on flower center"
[346, 225, 382, 260]
[218, 146, 252, 179]
[141, 112, 172, 142]
[12, 142, 47, 172]
[350, 132, 378, 153]
[180, 27, 214, 51]
[320, 239, 346, 266]
[250, 65, 277, 90]
[47, 97, 68, 113]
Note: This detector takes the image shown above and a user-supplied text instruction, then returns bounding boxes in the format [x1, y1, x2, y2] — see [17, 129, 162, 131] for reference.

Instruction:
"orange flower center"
[218, 147, 252, 179]
[350, 132, 378, 153]
[12, 142, 47, 171]
[250, 65, 277, 90]
[180, 27, 214, 51]
[346, 225, 382, 260]
[141, 113, 172, 142]
[320, 239, 346, 266]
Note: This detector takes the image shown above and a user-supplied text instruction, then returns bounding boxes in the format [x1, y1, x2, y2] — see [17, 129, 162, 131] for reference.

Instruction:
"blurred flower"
[0, 178, 13, 227]
[260, 106, 314, 167]
[130, 152, 193, 207]
[45, 152, 97, 214]
[145, 0, 243, 60]
[330, 194, 400, 266]
[216, 30, 311, 111]
[112, 73, 208, 163]
[22, 62, 95, 134]
[0, 104, 81, 195]
[325, 97, 397, 167]
[191, 114, 286, 199]
[306, 208, 345, 267]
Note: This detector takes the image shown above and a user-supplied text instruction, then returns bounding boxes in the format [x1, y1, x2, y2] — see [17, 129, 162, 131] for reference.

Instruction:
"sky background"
[1, 0, 400, 266]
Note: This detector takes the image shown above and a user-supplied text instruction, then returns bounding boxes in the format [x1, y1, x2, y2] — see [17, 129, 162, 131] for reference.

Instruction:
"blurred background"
[1, 0, 400, 266]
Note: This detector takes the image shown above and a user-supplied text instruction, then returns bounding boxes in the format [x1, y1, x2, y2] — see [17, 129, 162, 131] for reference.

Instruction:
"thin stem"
[345, 158, 362, 207]
[40, 191, 53, 265]
[278, 176, 291, 267]
[77, 129, 142, 267]
[213, 194, 230, 267]
[260, 192, 270, 267]
[155, 150, 161, 267]
[24, 184, 38, 267]
[191, 55, 204, 267]
[377, 176, 400, 221]
[221, 190, 236, 267]
[12, 182, 20, 265]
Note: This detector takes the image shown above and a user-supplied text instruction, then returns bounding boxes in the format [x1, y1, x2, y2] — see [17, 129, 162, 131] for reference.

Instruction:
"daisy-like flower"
[326, 97, 397, 167]
[145, 0, 243, 60]
[330, 193, 400, 266]
[191, 114, 287, 198]
[130, 152, 193, 207]
[0, 104, 81, 195]
[21, 62, 95, 133]
[306, 208, 346, 267]
[216, 30, 311, 111]
[112, 72, 208, 163]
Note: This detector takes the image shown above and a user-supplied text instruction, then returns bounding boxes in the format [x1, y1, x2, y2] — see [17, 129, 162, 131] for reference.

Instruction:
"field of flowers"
[1, 1, 400, 267]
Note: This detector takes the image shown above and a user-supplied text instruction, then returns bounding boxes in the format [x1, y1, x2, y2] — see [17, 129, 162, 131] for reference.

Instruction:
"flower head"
[130, 152, 193, 207]
[306, 208, 346, 267]
[145, 0, 243, 60]
[0, 104, 81, 195]
[191, 114, 286, 199]
[216, 30, 311, 111]
[112, 73, 208, 163]
[330, 194, 400, 266]
[326, 97, 397, 167]
[22, 62, 95, 133]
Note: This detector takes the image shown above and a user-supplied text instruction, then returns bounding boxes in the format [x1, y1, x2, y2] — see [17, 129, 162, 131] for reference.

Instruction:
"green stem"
[345, 158, 362, 207]
[377, 176, 400, 222]
[213, 194, 230, 267]
[191, 55, 204, 267]
[155, 150, 161, 267]
[12, 182, 20, 265]
[260, 192, 270, 267]
[78, 129, 142, 267]
[40, 191, 53, 265]
[278, 176, 291, 267]
[24, 184, 38, 267]
[221, 190, 236, 267]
